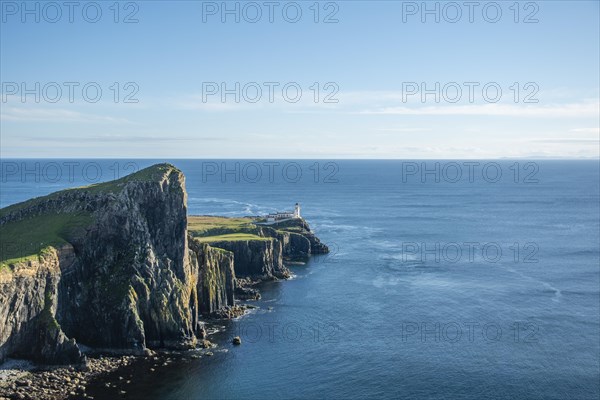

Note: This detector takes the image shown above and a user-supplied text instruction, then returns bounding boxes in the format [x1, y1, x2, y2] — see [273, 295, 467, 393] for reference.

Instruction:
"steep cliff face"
[187, 216, 329, 281]
[188, 239, 235, 316]
[260, 219, 329, 255]
[0, 164, 231, 363]
[54, 166, 195, 352]
[0, 246, 83, 364]
[269, 230, 311, 262]
[208, 239, 289, 280]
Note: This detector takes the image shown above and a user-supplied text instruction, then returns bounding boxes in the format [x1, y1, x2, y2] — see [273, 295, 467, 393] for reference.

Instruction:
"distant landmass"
[0, 164, 328, 379]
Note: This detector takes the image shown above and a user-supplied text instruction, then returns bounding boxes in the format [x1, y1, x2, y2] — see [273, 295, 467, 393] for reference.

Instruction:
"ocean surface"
[1, 159, 599, 399]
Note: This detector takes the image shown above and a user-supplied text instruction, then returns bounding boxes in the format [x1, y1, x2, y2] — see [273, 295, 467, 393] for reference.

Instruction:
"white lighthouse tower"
[294, 203, 301, 218]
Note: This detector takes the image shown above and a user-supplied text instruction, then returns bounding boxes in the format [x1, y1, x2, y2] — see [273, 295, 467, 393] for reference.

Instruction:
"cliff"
[1, 164, 199, 363]
[0, 164, 329, 365]
[188, 239, 235, 317]
[207, 238, 288, 280]
[188, 216, 329, 280]
[0, 246, 83, 364]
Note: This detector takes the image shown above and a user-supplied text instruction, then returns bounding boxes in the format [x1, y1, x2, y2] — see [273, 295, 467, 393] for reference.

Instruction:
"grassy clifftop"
[188, 216, 267, 243]
[0, 164, 180, 270]
[187, 215, 310, 244]
[0, 212, 92, 270]
[0, 163, 180, 220]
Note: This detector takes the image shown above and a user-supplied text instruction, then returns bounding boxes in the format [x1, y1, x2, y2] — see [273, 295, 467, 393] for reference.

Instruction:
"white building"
[266, 203, 301, 222]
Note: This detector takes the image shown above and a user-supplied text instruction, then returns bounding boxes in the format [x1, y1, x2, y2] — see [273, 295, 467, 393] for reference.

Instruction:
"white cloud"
[0, 107, 133, 124]
[569, 127, 600, 134]
[358, 101, 600, 117]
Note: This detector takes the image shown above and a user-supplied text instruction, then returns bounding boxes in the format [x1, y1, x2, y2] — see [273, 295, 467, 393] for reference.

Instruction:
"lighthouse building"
[266, 203, 301, 222]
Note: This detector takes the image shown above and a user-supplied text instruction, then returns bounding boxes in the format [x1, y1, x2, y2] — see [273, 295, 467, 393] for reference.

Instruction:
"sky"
[1, 0, 599, 159]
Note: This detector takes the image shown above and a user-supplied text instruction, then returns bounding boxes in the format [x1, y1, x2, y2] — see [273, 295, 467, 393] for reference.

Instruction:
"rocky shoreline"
[0, 311, 251, 400]
[1, 354, 135, 400]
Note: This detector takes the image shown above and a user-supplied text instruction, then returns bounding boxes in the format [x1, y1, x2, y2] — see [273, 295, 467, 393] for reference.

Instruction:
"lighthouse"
[294, 203, 301, 218]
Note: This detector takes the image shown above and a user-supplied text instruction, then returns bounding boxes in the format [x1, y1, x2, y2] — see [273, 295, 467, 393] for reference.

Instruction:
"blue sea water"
[1, 160, 599, 399]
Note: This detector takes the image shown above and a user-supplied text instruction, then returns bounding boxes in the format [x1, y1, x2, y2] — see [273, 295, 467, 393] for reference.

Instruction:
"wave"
[504, 265, 563, 302]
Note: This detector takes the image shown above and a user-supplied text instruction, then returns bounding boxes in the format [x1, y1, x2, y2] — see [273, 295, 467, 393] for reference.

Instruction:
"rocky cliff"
[259, 219, 329, 256]
[0, 164, 329, 365]
[188, 240, 235, 317]
[207, 238, 288, 280]
[0, 246, 83, 364]
[1, 165, 200, 363]
[187, 216, 330, 281]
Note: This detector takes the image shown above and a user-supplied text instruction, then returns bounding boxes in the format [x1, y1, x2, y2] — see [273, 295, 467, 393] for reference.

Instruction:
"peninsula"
[0, 164, 328, 399]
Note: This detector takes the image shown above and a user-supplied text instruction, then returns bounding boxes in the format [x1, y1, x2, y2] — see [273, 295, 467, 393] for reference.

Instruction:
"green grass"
[0, 212, 93, 270]
[0, 163, 178, 270]
[82, 163, 180, 194]
[40, 291, 60, 330]
[0, 163, 179, 219]
[188, 216, 257, 236]
[194, 233, 270, 243]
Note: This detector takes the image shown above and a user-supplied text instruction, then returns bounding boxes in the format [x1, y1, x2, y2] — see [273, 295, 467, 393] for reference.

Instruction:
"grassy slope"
[188, 216, 269, 243]
[0, 163, 178, 219]
[0, 212, 92, 270]
[0, 164, 178, 270]
[194, 233, 270, 243]
[188, 216, 255, 234]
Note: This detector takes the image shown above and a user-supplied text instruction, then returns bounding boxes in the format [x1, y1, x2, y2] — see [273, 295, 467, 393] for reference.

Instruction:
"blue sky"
[1, 0, 599, 158]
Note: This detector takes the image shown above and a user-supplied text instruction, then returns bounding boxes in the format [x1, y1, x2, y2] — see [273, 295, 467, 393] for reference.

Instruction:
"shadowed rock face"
[201, 219, 330, 280]
[56, 166, 193, 352]
[207, 239, 289, 280]
[0, 164, 210, 362]
[260, 219, 330, 255]
[0, 246, 83, 364]
[188, 239, 235, 317]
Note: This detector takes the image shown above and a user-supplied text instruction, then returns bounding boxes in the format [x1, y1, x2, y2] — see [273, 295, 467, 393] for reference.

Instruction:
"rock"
[235, 285, 261, 301]
[209, 239, 289, 280]
[232, 336, 242, 345]
[0, 165, 190, 363]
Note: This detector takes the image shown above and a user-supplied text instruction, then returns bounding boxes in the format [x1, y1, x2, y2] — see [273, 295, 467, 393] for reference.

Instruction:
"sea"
[1, 159, 599, 400]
